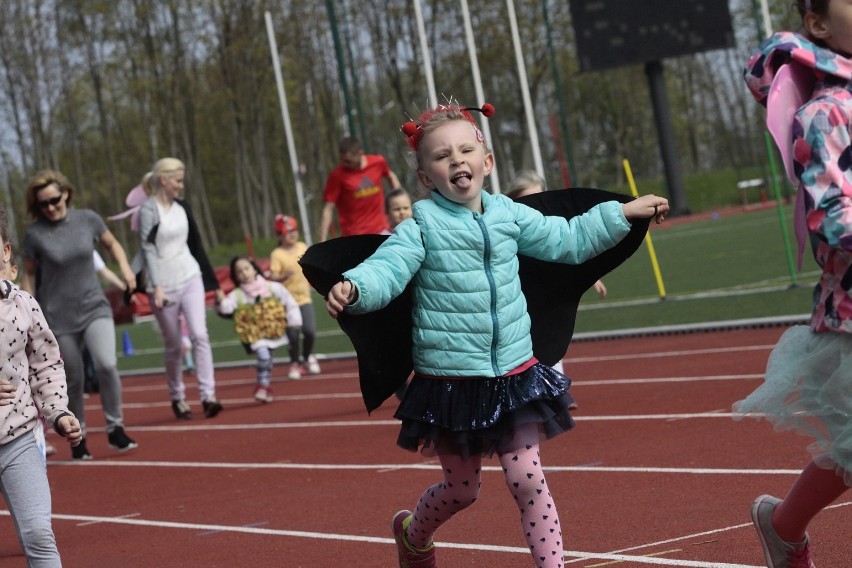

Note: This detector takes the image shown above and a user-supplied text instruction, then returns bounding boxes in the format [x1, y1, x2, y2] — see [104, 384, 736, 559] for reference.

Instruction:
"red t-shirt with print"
[323, 154, 392, 236]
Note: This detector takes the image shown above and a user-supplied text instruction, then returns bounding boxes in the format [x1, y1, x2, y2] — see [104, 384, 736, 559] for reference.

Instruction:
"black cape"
[299, 188, 649, 413]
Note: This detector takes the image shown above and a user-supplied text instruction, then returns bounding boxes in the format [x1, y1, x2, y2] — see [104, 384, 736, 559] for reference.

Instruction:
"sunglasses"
[38, 194, 64, 209]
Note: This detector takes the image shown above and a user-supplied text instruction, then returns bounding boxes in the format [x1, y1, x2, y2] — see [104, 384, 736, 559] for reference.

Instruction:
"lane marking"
[48, 460, 808, 476]
[568, 345, 774, 364]
[0, 510, 760, 567]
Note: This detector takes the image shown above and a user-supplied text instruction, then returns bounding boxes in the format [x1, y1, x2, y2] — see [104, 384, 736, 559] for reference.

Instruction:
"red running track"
[1, 326, 849, 567]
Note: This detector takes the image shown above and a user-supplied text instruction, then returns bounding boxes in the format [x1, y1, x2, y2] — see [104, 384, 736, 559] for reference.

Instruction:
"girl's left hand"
[0, 379, 15, 406]
[57, 415, 83, 446]
[623, 194, 669, 224]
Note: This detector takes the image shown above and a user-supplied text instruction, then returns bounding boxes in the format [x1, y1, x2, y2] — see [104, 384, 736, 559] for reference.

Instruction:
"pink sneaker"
[288, 363, 302, 380]
[391, 510, 436, 567]
[751, 495, 815, 568]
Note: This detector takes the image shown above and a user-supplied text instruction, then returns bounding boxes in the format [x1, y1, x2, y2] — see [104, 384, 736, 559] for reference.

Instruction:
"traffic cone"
[122, 331, 135, 356]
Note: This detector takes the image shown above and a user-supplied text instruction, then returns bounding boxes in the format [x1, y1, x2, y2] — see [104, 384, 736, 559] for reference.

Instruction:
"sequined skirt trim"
[394, 362, 575, 459]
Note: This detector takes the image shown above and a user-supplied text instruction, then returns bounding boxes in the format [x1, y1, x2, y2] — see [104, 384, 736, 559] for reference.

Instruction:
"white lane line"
[568, 345, 775, 363]
[0, 511, 759, 567]
[48, 460, 805, 476]
[76, 512, 141, 526]
[566, 501, 852, 565]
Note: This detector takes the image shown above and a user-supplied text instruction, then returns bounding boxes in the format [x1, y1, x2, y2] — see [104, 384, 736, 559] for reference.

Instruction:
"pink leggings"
[405, 424, 564, 568]
[150, 274, 217, 402]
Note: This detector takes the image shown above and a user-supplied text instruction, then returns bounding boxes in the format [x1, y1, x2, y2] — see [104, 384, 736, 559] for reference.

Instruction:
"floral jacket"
[745, 32, 852, 332]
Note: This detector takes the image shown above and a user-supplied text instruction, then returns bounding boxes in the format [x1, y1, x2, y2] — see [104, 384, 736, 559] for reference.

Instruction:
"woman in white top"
[137, 158, 225, 419]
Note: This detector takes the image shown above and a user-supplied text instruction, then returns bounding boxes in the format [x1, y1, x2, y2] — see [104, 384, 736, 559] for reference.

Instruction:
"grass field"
[114, 200, 817, 372]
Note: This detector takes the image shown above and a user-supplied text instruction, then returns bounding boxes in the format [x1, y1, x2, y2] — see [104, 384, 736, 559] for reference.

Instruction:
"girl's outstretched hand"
[623, 194, 669, 224]
[57, 415, 83, 447]
[326, 280, 357, 318]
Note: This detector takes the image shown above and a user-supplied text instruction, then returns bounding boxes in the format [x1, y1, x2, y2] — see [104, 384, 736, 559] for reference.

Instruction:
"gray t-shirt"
[23, 209, 111, 335]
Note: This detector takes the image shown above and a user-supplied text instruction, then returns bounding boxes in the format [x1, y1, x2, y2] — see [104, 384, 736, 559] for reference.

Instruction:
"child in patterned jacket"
[0, 202, 83, 566]
[217, 255, 302, 403]
[735, 1, 852, 566]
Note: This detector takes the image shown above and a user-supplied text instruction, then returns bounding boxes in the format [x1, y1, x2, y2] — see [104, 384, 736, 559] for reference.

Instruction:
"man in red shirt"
[320, 137, 401, 240]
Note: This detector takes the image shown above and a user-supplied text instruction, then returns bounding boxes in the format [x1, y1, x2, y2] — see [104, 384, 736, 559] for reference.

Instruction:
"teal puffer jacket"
[343, 190, 630, 377]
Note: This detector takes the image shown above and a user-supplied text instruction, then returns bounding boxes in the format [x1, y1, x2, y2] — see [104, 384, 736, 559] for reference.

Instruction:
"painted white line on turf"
[0, 511, 758, 567]
[48, 460, 805, 476]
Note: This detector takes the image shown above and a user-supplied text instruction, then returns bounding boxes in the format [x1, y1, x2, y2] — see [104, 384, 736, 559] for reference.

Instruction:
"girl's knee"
[19, 524, 57, 554]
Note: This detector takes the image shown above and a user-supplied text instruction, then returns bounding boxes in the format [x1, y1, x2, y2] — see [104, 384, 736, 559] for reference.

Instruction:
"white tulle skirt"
[733, 326, 852, 487]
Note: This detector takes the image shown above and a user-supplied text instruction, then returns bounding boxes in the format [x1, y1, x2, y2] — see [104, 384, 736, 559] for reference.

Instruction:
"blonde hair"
[25, 169, 75, 219]
[150, 158, 185, 192]
[411, 107, 491, 169]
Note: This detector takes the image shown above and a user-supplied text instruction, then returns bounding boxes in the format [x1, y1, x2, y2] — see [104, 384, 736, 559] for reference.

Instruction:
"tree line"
[0, 0, 795, 250]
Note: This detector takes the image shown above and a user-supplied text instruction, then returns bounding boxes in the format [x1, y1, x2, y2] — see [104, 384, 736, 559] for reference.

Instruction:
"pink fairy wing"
[765, 62, 814, 269]
[766, 62, 814, 184]
[106, 184, 149, 232]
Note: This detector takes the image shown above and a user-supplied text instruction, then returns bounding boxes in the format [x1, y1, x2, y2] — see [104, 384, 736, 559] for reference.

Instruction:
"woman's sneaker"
[750, 494, 815, 568]
[392, 510, 436, 567]
[253, 386, 273, 403]
[172, 399, 193, 420]
[107, 427, 139, 452]
[202, 399, 223, 418]
[306, 355, 321, 375]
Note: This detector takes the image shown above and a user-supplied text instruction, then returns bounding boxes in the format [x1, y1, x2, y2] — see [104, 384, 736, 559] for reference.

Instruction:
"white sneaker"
[307, 355, 321, 375]
[288, 363, 302, 380]
[253, 386, 273, 403]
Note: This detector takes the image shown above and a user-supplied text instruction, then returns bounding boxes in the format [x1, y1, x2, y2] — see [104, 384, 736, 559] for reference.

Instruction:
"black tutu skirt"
[394, 362, 575, 459]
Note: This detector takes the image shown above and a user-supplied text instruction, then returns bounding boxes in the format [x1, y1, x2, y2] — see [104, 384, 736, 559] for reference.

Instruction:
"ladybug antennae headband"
[402, 103, 495, 150]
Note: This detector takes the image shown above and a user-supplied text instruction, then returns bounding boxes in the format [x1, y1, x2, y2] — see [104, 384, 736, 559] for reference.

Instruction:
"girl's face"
[278, 230, 298, 246]
[417, 120, 494, 212]
[160, 171, 185, 201]
[808, 0, 852, 54]
[36, 183, 69, 222]
[387, 194, 413, 227]
[234, 259, 257, 285]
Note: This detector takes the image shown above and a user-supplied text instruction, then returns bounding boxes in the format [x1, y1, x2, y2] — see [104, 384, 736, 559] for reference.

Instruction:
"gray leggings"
[56, 317, 124, 435]
[286, 303, 317, 363]
[0, 432, 62, 567]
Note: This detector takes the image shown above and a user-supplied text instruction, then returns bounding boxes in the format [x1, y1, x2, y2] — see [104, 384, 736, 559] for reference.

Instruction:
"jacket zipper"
[474, 212, 500, 375]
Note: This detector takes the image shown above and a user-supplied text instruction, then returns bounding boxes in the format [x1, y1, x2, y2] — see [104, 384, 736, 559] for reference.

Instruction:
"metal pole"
[507, 0, 544, 178]
[542, 0, 576, 186]
[341, 0, 367, 146]
[461, 0, 501, 193]
[264, 11, 313, 245]
[325, 0, 356, 137]
[414, 0, 437, 107]
[645, 61, 689, 215]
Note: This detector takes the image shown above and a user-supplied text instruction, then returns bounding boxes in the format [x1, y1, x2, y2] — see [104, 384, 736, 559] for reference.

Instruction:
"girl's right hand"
[0, 379, 15, 406]
[154, 286, 171, 309]
[57, 415, 83, 446]
[325, 280, 356, 318]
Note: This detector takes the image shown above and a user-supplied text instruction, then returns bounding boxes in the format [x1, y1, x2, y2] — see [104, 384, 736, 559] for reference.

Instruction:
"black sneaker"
[172, 400, 193, 420]
[71, 438, 93, 461]
[107, 427, 139, 452]
[202, 399, 223, 418]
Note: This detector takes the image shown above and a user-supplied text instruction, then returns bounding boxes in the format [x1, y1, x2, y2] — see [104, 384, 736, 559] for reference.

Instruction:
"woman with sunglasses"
[21, 169, 139, 460]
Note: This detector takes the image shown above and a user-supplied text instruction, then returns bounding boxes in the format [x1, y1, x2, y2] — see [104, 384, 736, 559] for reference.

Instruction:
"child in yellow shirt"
[268, 215, 320, 380]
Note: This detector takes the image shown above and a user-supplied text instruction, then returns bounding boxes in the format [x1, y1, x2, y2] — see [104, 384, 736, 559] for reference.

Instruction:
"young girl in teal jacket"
[326, 103, 668, 568]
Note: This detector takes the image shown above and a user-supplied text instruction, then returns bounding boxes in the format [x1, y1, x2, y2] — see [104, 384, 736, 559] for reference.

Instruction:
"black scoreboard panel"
[569, 0, 735, 72]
